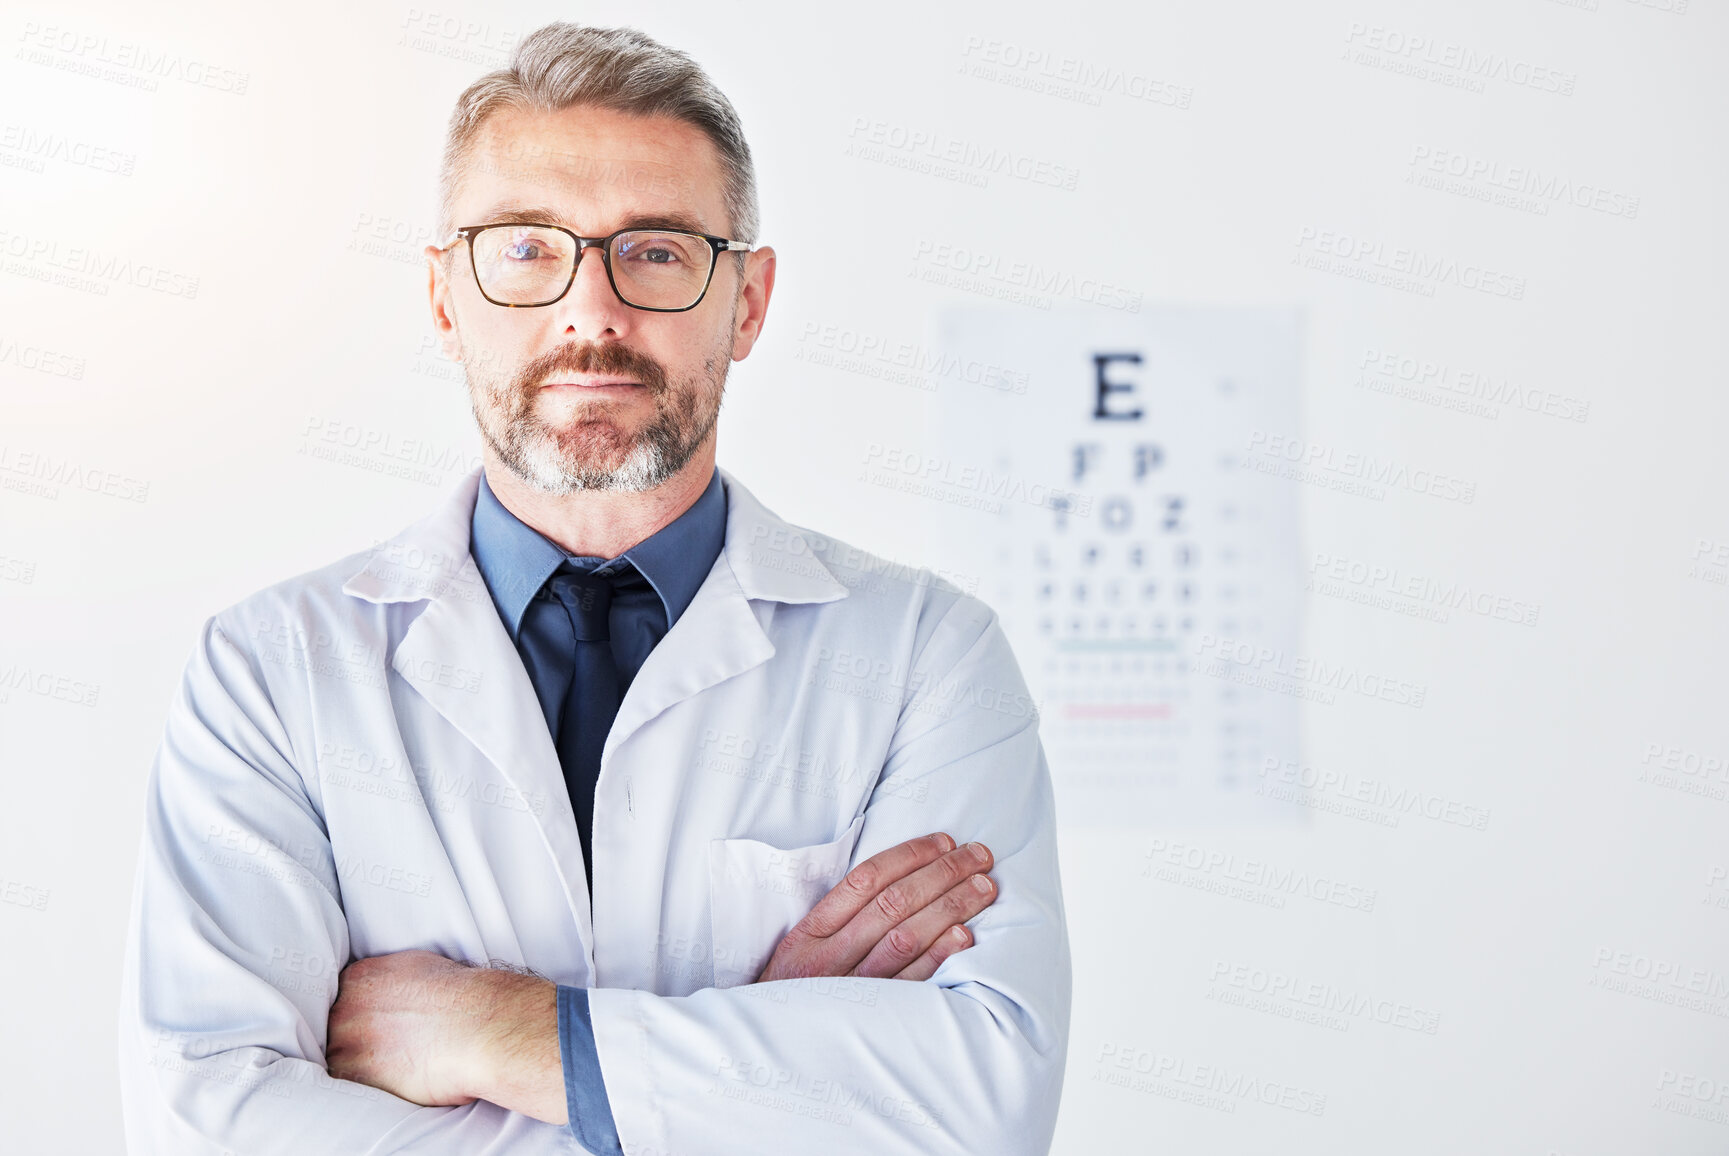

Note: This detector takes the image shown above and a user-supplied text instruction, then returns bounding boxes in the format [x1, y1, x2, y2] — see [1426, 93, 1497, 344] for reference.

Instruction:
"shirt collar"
[470, 465, 727, 641]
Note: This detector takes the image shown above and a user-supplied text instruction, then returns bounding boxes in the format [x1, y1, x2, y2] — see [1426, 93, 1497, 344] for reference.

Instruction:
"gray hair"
[436, 22, 759, 249]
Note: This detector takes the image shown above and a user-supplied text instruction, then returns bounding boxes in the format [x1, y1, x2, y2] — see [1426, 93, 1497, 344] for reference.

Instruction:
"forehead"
[458, 104, 729, 234]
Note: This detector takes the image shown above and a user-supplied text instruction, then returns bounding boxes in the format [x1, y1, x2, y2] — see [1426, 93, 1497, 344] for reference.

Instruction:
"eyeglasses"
[439, 222, 753, 312]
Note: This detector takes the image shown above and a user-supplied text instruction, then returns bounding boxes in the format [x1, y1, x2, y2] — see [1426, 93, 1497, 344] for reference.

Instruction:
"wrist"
[462, 969, 564, 1122]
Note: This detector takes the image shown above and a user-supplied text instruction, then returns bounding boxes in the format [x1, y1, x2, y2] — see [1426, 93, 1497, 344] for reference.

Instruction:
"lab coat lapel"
[342, 469, 596, 956]
[602, 466, 851, 764]
[602, 551, 769, 766]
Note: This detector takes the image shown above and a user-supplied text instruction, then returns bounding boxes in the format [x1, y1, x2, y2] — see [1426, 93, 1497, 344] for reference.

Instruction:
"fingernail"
[949, 926, 968, 943]
[965, 841, 988, 859]
[970, 874, 992, 894]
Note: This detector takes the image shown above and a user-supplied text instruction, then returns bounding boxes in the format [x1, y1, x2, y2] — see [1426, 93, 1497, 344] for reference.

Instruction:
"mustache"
[519, 341, 667, 392]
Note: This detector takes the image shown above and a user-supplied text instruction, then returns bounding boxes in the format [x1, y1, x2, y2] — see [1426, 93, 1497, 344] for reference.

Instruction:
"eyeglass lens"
[470, 226, 713, 309]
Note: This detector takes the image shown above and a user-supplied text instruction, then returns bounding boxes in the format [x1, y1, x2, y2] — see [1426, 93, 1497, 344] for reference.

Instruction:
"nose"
[550, 238, 632, 336]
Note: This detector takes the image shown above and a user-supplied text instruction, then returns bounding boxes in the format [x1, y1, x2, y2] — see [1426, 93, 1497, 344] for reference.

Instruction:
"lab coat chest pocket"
[707, 812, 867, 988]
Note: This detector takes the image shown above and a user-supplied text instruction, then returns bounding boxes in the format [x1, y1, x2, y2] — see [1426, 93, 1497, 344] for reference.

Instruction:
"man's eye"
[503, 242, 546, 261]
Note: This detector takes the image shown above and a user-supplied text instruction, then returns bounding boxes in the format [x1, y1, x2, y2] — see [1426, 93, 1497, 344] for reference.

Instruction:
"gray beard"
[466, 346, 726, 495]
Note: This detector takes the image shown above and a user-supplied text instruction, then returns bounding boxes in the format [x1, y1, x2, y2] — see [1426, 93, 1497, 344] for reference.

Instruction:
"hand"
[327, 949, 483, 1106]
[327, 949, 563, 1122]
[754, 832, 995, 983]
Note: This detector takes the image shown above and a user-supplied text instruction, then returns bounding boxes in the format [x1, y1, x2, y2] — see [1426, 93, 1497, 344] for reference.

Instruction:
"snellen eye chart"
[926, 307, 1306, 828]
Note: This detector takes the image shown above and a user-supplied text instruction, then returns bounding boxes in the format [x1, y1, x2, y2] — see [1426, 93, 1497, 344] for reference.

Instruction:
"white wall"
[1, 1, 1724, 1152]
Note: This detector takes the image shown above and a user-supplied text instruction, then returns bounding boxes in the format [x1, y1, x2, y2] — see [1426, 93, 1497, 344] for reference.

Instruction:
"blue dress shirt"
[469, 465, 727, 1155]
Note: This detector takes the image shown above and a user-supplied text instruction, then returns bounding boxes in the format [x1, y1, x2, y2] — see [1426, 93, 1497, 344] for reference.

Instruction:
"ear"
[425, 245, 464, 363]
[728, 246, 777, 361]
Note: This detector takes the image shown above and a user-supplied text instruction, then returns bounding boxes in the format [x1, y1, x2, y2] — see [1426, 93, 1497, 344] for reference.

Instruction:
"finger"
[791, 832, 956, 940]
[829, 839, 995, 974]
[893, 923, 973, 982]
[849, 869, 995, 978]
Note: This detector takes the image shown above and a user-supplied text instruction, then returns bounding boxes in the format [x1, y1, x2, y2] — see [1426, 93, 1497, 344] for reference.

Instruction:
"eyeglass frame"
[437, 222, 754, 313]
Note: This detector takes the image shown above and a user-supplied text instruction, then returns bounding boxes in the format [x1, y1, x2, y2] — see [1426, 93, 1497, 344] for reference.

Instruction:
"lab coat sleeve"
[587, 594, 1072, 1155]
[118, 616, 576, 1155]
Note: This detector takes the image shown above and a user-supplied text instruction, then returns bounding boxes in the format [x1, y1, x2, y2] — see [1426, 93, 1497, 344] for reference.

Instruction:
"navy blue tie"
[536, 564, 627, 895]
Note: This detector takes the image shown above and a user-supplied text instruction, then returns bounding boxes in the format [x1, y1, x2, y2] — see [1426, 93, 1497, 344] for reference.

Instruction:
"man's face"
[428, 104, 767, 493]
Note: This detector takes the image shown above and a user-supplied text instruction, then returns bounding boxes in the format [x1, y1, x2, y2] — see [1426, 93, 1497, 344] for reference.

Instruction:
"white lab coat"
[119, 465, 1071, 1155]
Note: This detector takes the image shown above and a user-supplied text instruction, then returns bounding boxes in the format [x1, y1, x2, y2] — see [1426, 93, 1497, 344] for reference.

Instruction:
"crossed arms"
[322, 832, 1003, 1123]
[121, 601, 1070, 1155]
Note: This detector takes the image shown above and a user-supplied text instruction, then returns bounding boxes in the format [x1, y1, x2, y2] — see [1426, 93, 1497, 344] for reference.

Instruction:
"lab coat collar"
[340, 464, 852, 610]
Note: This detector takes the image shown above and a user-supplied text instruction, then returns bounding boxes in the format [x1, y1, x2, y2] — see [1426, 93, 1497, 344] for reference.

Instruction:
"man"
[119, 21, 1070, 1156]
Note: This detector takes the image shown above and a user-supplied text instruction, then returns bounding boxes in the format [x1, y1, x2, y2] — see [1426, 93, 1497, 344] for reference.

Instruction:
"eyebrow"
[474, 203, 714, 236]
